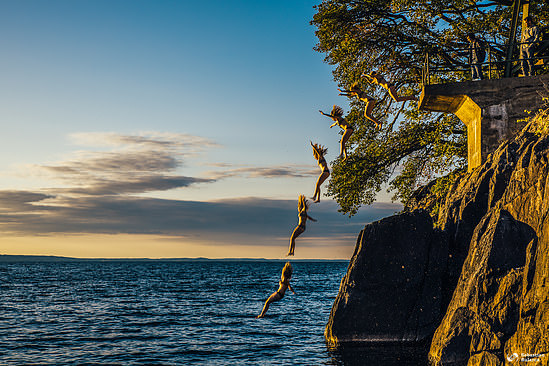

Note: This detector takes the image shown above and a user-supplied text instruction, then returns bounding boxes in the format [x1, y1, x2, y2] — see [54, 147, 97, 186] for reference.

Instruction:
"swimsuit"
[319, 157, 330, 174]
[360, 93, 375, 102]
[277, 281, 288, 299]
[373, 75, 392, 90]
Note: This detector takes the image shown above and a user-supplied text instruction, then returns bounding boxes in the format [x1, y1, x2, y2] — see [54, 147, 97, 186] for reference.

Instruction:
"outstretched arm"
[307, 215, 317, 222]
[319, 110, 331, 117]
[338, 88, 353, 97]
[329, 122, 338, 128]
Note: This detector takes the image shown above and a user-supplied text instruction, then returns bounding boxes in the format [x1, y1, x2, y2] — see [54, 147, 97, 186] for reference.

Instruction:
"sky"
[0, 0, 402, 259]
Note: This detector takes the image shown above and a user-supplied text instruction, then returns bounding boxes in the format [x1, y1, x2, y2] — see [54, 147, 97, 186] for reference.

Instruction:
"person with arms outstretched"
[257, 262, 295, 318]
[310, 142, 330, 203]
[319, 105, 356, 160]
[362, 71, 418, 102]
[287, 195, 316, 256]
[337, 83, 381, 129]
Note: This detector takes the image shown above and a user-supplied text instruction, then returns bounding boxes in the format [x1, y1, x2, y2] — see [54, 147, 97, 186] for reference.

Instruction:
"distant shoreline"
[0, 255, 348, 263]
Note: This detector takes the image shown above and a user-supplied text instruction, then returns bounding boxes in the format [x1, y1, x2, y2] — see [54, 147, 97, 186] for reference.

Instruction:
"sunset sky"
[0, 0, 401, 259]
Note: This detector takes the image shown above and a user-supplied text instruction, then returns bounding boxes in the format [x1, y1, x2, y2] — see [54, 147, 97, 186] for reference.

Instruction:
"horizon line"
[0, 254, 349, 262]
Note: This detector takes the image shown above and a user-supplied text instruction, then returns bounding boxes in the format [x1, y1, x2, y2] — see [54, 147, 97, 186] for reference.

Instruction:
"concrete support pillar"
[419, 75, 549, 171]
[453, 97, 482, 171]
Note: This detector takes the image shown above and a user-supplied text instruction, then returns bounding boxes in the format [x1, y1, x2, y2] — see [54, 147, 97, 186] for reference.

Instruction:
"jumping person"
[337, 83, 382, 129]
[257, 262, 295, 318]
[319, 105, 356, 159]
[310, 142, 330, 203]
[287, 195, 316, 256]
[362, 71, 418, 101]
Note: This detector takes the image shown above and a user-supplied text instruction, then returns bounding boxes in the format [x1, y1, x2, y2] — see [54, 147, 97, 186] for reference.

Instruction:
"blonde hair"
[297, 194, 309, 212]
[310, 141, 328, 160]
[281, 262, 293, 280]
[331, 105, 344, 117]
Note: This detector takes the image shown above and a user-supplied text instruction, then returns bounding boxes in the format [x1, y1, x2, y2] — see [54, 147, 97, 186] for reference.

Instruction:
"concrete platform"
[419, 75, 549, 171]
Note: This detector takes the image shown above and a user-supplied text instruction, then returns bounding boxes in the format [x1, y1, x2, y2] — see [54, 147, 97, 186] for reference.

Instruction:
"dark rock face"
[326, 112, 549, 365]
[325, 210, 448, 344]
[430, 115, 549, 366]
[430, 209, 535, 365]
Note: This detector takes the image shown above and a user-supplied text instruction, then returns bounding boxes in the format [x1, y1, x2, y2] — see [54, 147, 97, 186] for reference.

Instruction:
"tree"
[312, 0, 549, 216]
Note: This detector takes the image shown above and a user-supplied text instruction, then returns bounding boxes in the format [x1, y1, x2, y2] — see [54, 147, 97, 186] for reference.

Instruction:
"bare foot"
[256, 315, 264, 319]
[287, 252, 294, 257]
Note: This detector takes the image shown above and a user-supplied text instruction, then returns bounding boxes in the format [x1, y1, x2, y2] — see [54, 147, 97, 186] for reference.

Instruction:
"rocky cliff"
[326, 110, 549, 365]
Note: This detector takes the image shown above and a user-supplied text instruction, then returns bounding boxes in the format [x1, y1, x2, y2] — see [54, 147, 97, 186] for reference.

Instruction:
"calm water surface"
[0, 260, 429, 365]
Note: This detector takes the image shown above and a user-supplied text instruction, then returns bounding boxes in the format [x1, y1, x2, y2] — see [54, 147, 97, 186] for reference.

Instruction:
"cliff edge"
[326, 110, 549, 365]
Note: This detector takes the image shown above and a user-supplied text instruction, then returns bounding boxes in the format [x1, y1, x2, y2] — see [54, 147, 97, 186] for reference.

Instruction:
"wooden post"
[488, 45, 492, 79]
[522, 1, 529, 24]
[426, 52, 430, 85]
[505, 0, 522, 78]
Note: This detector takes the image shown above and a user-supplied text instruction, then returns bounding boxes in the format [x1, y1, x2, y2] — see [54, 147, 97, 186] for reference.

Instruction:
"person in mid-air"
[319, 105, 356, 159]
[257, 262, 295, 318]
[310, 142, 330, 203]
[287, 195, 316, 256]
[337, 83, 382, 130]
[362, 71, 418, 102]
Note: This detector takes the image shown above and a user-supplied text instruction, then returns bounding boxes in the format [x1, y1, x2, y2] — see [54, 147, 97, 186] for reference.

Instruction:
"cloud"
[58, 175, 214, 196]
[0, 191, 53, 212]
[205, 164, 318, 179]
[0, 191, 402, 246]
[0, 131, 403, 247]
[69, 132, 219, 151]
[30, 132, 217, 196]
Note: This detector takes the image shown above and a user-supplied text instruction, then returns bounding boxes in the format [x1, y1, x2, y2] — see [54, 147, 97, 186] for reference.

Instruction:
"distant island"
[0, 255, 347, 263]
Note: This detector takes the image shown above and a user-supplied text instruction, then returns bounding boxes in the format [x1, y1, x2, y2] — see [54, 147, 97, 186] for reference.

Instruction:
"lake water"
[0, 260, 430, 365]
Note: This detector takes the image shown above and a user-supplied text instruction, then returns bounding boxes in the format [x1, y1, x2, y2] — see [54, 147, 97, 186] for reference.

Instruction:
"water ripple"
[0, 261, 349, 365]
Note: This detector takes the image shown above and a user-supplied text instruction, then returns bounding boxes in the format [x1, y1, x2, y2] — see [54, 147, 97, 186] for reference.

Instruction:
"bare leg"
[340, 128, 354, 160]
[312, 171, 330, 202]
[364, 99, 382, 128]
[388, 86, 417, 103]
[287, 226, 305, 256]
[257, 292, 281, 318]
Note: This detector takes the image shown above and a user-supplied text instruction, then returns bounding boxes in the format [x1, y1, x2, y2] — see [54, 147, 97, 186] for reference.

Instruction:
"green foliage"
[429, 169, 466, 220]
[312, 0, 549, 215]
